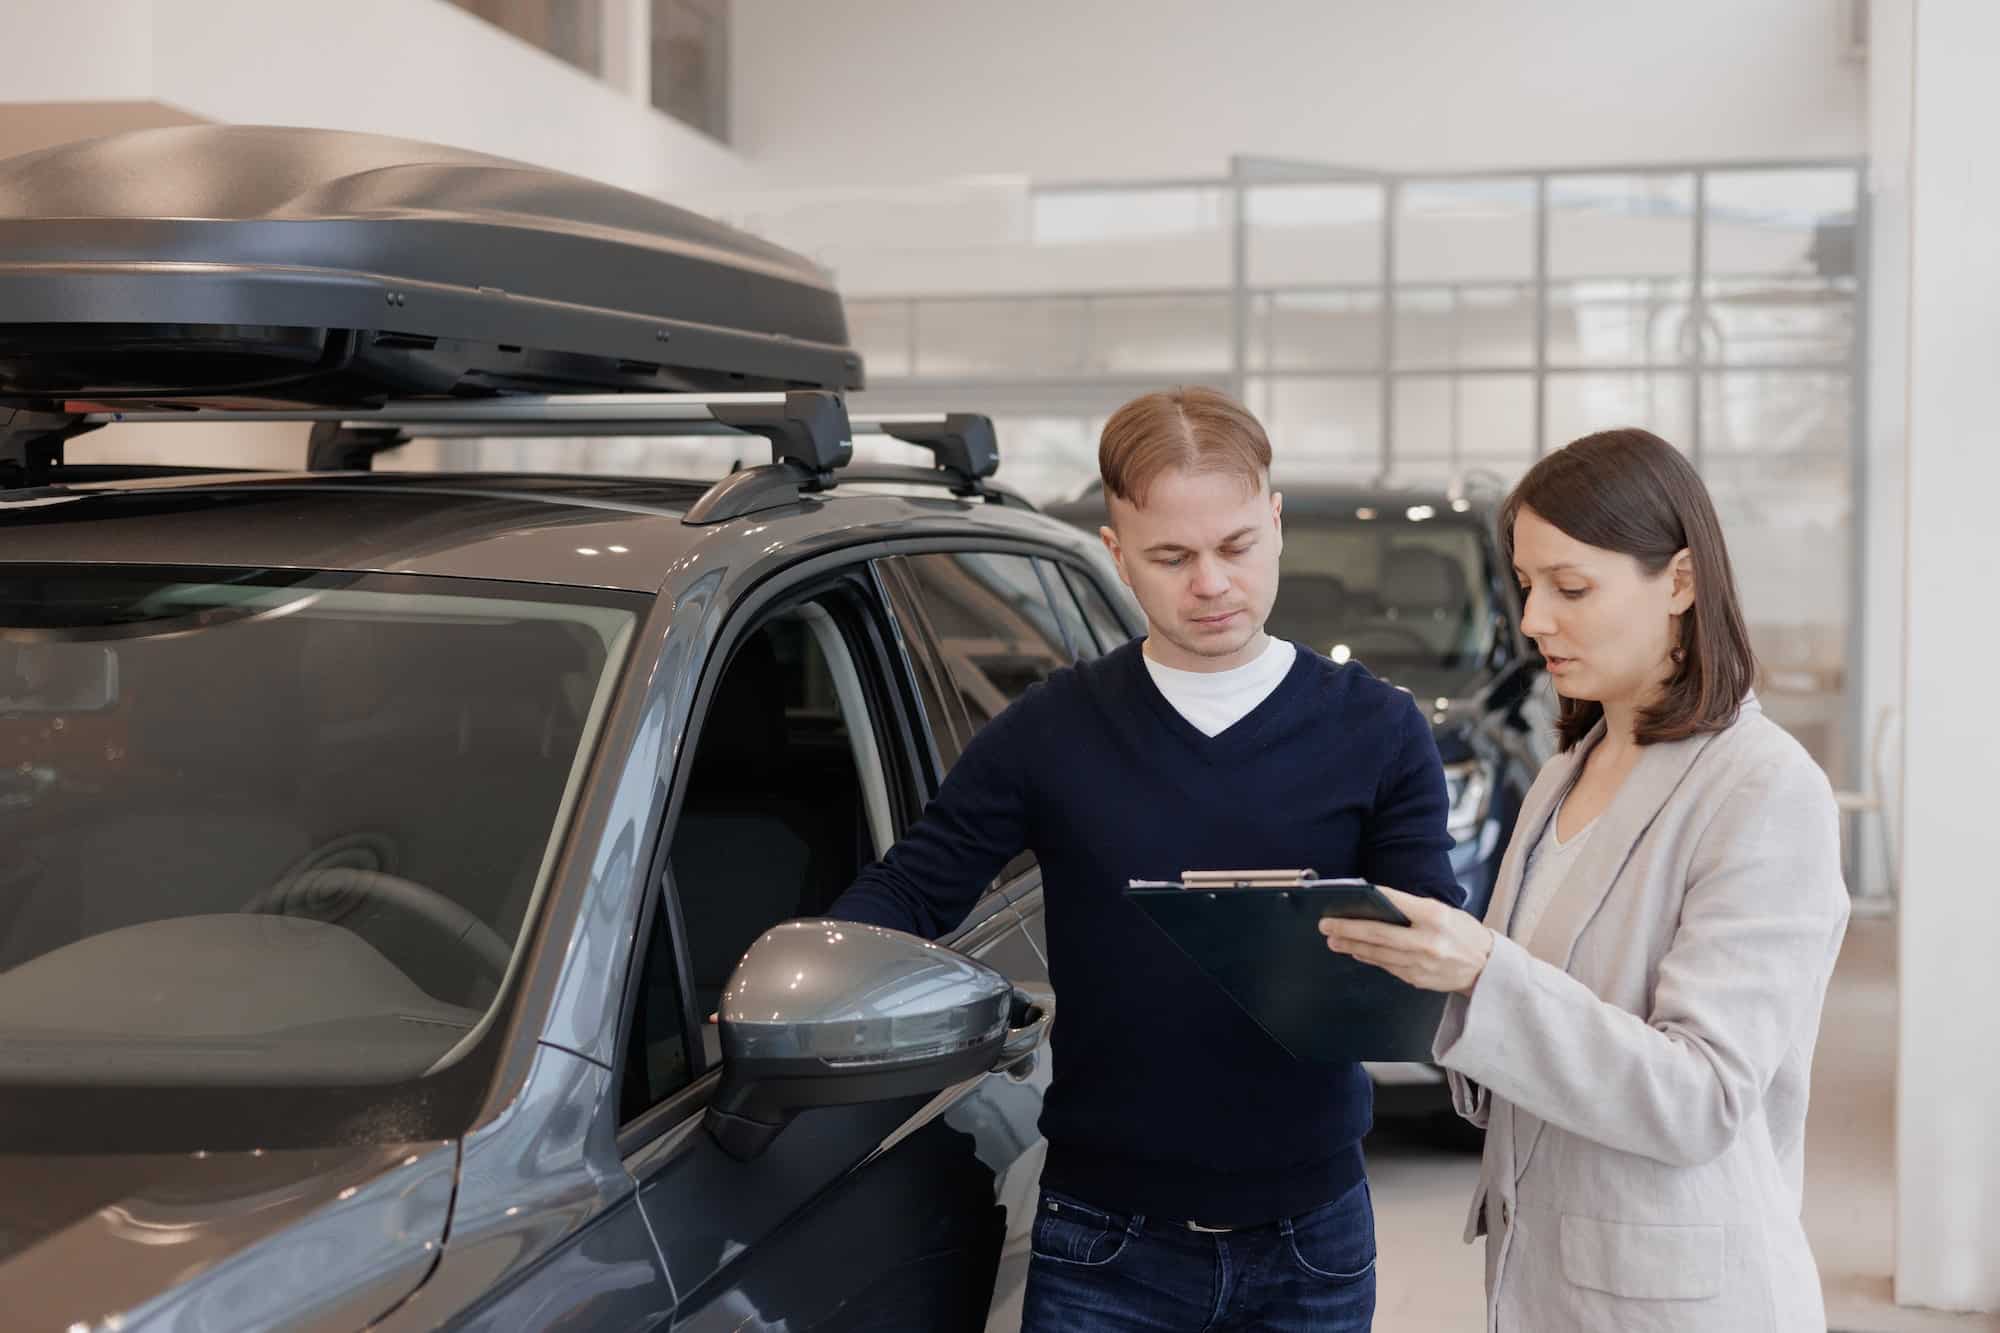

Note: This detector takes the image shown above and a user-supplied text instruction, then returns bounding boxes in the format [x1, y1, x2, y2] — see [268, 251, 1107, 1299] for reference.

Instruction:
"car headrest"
[688, 631, 787, 787]
[1381, 547, 1467, 613]
[1278, 572, 1348, 619]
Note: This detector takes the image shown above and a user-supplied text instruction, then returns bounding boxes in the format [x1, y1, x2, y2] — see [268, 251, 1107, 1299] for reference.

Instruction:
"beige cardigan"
[1433, 696, 1850, 1333]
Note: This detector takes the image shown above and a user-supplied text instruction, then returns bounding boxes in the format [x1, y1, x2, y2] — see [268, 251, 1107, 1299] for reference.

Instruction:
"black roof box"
[0, 126, 862, 406]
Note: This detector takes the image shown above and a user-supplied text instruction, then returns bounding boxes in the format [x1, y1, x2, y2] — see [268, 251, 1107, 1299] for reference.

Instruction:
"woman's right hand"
[1319, 886, 1495, 995]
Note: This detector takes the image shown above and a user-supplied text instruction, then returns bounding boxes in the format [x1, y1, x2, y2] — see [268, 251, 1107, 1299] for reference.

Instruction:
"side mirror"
[703, 919, 1053, 1161]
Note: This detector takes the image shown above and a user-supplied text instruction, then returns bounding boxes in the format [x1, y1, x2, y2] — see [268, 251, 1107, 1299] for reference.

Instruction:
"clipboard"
[1124, 869, 1449, 1063]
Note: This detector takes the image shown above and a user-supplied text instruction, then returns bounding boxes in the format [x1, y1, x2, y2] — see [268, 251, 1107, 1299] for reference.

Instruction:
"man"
[829, 386, 1461, 1331]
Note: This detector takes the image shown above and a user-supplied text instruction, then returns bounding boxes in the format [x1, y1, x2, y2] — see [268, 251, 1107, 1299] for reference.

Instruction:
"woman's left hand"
[1319, 887, 1495, 995]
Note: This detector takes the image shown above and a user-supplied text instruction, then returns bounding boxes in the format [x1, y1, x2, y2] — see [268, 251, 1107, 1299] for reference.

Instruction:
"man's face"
[1101, 467, 1283, 672]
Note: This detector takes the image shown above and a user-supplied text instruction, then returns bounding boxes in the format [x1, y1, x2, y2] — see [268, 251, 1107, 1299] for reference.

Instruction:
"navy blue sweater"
[830, 640, 1460, 1226]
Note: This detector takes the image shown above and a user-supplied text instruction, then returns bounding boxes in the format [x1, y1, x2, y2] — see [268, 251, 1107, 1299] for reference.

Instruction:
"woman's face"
[1510, 504, 1694, 710]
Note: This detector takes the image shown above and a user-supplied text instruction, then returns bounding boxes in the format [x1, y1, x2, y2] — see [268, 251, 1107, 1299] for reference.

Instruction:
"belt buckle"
[1185, 1219, 1235, 1234]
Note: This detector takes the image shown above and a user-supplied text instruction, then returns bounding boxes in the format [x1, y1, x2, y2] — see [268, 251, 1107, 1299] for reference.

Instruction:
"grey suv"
[0, 127, 1138, 1331]
[1, 450, 1129, 1332]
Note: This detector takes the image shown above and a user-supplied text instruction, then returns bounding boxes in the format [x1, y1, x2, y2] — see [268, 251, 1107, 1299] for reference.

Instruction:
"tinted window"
[876, 559, 972, 773]
[1037, 559, 1097, 659]
[668, 601, 888, 1069]
[621, 890, 693, 1121]
[0, 565, 637, 1094]
[1270, 518, 1497, 696]
[1058, 564, 1138, 655]
[889, 552, 1069, 733]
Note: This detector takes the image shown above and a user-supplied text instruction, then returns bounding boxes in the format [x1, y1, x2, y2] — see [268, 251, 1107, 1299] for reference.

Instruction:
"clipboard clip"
[1128, 868, 1352, 891]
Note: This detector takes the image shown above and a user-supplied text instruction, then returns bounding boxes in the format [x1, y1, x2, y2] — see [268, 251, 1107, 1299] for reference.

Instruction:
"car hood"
[0, 1139, 457, 1332]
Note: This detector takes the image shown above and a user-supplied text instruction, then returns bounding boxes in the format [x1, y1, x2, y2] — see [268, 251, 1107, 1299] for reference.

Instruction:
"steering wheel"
[243, 867, 513, 981]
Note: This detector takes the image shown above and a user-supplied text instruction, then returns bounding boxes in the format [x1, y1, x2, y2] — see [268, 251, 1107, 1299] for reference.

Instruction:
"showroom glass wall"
[842, 161, 1864, 782]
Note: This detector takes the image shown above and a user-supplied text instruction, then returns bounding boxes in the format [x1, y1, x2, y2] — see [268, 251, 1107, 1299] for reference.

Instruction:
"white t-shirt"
[1141, 636, 1298, 737]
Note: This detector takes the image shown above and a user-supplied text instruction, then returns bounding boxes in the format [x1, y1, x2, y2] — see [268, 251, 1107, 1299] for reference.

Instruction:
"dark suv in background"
[1047, 482, 1556, 1125]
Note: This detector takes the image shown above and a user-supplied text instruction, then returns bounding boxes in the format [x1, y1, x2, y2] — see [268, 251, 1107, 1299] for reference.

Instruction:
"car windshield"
[0, 565, 639, 1107]
[1268, 514, 1499, 694]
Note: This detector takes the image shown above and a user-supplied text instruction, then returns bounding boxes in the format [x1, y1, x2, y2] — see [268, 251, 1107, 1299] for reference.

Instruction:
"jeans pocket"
[1283, 1179, 1377, 1283]
[1029, 1189, 1136, 1268]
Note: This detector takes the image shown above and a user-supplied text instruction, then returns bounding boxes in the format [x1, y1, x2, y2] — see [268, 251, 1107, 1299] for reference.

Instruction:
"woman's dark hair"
[1500, 428, 1758, 751]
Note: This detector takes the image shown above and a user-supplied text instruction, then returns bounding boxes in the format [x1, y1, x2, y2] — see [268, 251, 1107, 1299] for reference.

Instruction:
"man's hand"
[1318, 886, 1494, 996]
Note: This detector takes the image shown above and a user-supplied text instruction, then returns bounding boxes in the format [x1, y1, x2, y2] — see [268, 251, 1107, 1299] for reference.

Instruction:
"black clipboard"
[1125, 870, 1449, 1063]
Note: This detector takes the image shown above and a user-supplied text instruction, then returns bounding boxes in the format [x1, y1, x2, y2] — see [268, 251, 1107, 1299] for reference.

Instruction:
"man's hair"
[1098, 386, 1272, 509]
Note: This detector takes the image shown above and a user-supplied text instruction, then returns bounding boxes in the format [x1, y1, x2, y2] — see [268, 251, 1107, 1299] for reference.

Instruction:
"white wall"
[2, 0, 761, 194]
[1896, 0, 2000, 1313]
[3, 0, 156, 101]
[733, 0, 1865, 185]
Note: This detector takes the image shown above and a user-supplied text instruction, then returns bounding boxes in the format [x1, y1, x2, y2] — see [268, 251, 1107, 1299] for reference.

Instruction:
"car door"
[616, 558, 1050, 1332]
[870, 542, 1147, 1322]
[875, 545, 1139, 963]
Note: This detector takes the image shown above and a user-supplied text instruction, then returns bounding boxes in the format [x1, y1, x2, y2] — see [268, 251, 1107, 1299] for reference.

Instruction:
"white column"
[1895, 0, 2000, 1312]
[1854, 0, 1912, 902]
[600, 0, 652, 107]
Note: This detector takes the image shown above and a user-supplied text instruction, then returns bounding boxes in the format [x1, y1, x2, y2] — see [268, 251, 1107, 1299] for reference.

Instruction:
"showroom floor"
[1366, 913, 2000, 1331]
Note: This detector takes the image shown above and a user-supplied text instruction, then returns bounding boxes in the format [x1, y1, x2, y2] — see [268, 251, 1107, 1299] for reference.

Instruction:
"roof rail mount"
[711, 391, 853, 481]
[307, 422, 409, 472]
[681, 391, 855, 526]
[876, 413, 999, 495]
[0, 407, 98, 490]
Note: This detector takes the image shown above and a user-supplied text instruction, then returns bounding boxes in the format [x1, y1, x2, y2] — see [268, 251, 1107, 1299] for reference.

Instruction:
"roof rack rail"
[1, 406, 106, 490]
[11, 392, 1017, 524]
[71, 389, 853, 475]
[29, 391, 855, 514]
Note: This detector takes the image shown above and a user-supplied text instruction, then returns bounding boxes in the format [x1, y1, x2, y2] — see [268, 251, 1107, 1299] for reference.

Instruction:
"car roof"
[0, 469, 1096, 593]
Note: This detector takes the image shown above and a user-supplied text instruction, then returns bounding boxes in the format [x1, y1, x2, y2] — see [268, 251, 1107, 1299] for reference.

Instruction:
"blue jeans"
[1019, 1177, 1376, 1332]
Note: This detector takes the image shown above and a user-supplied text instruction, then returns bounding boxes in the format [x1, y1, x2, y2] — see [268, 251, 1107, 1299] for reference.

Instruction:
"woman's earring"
[1671, 646, 1688, 665]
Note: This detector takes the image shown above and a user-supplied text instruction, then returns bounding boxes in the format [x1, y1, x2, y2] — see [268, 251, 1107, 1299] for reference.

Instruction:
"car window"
[0, 565, 639, 1102]
[879, 551, 1081, 889]
[620, 888, 694, 1121]
[1036, 559, 1098, 659]
[1271, 517, 1498, 697]
[874, 557, 973, 774]
[1060, 564, 1139, 654]
[884, 552, 1070, 735]
[666, 597, 893, 1072]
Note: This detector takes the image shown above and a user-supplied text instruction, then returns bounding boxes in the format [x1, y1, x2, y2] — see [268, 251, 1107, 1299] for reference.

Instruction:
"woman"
[1321, 428, 1849, 1332]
